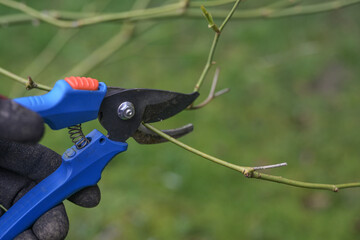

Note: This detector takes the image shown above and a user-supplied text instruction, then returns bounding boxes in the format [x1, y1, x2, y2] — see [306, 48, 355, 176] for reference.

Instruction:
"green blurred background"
[1, 0, 360, 239]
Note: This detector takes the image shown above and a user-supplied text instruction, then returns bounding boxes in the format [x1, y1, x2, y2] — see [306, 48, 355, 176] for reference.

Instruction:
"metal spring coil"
[68, 124, 89, 149]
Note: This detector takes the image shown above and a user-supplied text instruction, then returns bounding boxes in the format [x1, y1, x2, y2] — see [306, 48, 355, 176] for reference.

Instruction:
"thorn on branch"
[201, 5, 220, 33]
[26, 76, 37, 90]
[189, 68, 230, 110]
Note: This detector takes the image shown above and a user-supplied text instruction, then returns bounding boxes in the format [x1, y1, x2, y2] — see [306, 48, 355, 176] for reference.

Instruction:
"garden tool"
[0, 76, 199, 239]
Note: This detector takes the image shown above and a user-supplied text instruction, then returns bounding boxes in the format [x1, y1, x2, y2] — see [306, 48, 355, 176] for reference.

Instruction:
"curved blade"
[133, 123, 194, 144]
[142, 91, 199, 123]
[98, 88, 199, 142]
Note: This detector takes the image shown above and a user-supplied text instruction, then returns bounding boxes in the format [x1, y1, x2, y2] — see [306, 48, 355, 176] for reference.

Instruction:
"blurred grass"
[1, 0, 360, 239]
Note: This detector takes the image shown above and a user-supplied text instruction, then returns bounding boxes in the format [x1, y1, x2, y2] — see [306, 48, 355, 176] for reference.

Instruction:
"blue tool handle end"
[14, 79, 107, 130]
[0, 130, 127, 240]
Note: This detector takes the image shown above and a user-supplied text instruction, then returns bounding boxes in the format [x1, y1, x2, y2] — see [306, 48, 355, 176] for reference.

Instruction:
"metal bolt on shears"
[118, 101, 135, 120]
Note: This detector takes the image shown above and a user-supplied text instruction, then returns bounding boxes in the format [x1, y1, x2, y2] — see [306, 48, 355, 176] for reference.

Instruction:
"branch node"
[243, 168, 254, 177]
[26, 76, 37, 90]
[189, 68, 230, 110]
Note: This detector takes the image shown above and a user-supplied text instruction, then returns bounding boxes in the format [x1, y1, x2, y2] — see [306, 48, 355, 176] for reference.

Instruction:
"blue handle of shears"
[14, 79, 107, 130]
[0, 79, 126, 239]
[0, 130, 128, 240]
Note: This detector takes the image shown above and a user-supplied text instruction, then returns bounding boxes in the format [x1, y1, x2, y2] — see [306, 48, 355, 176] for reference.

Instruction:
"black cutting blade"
[133, 123, 194, 144]
[98, 87, 199, 142]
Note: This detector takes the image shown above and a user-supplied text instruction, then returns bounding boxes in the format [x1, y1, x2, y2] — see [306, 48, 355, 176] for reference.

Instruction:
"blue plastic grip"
[0, 130, 128, 240]
[13, 80, 107, 130]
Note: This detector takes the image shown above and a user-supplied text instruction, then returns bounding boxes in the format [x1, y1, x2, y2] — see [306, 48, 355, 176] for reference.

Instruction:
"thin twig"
[143, 123, 251, 174]
[266, 0, 301, 9]
[194, 0, 242, 92]
[0, 204, 7, 212]
[9, 1, 112, 97]
[1, 0, 359, 27]
[218, 0, 242, 31]
[193, 34, 218, 92]
[186, 0, 360, 19]
[253, 162, 288, 170]
[0, 66, 51, 91]
[143, 123, 360, 192]
[0, 13, 36, 26]
[0, 0, 184, 28]
[190, 0, 236, 8]
[250, 172, 360, 192]
[0, 0, 76, 28]
[189, 68, 229, 109]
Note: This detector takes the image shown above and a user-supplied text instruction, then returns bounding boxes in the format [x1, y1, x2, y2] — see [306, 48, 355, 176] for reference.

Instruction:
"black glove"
[0, 98, 101, 240]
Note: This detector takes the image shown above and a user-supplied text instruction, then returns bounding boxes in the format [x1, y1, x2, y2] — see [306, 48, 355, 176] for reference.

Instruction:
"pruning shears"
[0, 77, 199, 240]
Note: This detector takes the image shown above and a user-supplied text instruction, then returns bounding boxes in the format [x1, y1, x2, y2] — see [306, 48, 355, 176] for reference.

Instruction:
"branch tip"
[214, 88, 230, 97]
[200, 5, 220, 33]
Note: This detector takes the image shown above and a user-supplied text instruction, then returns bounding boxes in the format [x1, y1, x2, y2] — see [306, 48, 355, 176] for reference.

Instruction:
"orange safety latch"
[64, 76, 99, 91]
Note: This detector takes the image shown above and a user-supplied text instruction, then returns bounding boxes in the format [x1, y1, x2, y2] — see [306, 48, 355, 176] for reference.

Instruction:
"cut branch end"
[253, 162, 288, 171]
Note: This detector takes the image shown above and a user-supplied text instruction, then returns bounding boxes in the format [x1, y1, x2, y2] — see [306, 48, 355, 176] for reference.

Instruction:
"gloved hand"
[0, 97, 101, 240]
